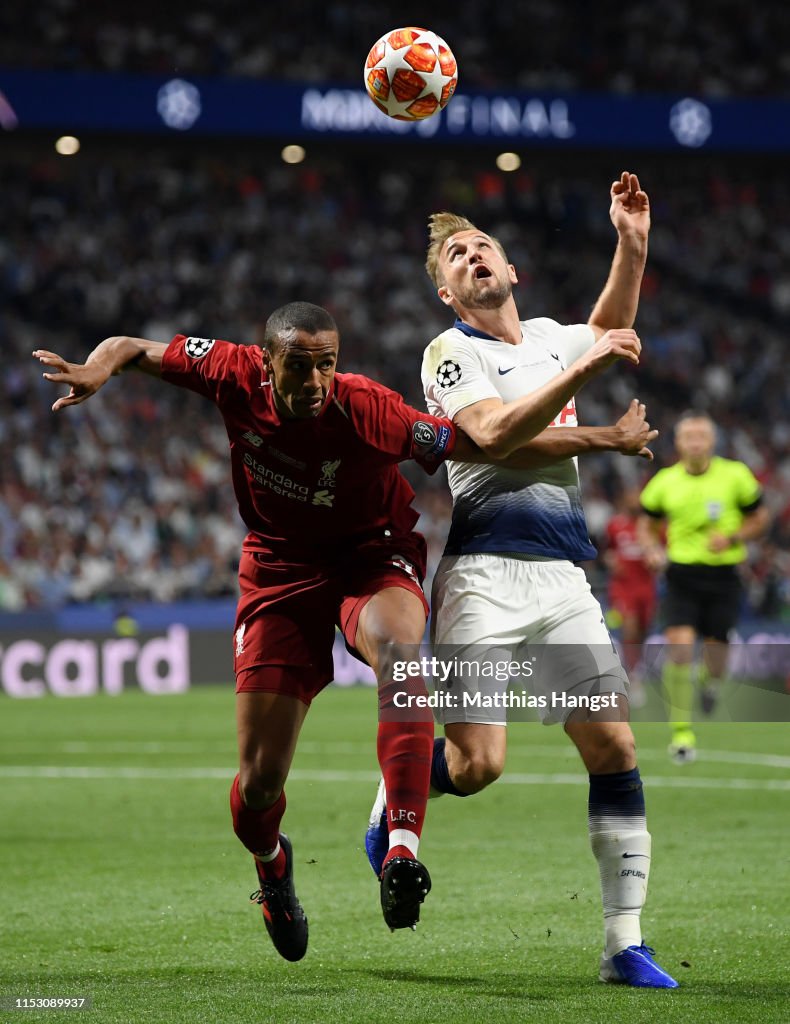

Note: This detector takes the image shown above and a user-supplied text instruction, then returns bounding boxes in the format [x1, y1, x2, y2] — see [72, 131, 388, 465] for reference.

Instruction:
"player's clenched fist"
[583, 329, 642, 370]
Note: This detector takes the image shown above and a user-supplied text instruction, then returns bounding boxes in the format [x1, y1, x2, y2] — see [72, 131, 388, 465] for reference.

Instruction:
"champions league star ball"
[364, 27, 458, 121]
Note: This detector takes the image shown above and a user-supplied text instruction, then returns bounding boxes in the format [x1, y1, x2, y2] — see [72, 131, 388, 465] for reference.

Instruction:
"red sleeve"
[344, 375, 456, 473]
[160, 335, 262, 403]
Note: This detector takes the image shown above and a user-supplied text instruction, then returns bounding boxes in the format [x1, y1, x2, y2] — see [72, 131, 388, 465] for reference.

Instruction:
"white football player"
[367, 172, 678, 989]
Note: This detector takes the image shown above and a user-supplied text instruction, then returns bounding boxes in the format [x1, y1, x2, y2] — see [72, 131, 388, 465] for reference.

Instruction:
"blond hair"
[425, 212, 509, 286]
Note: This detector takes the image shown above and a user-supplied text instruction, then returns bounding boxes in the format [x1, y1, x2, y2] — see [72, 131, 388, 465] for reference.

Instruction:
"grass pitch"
[1, 685, 788, 1023]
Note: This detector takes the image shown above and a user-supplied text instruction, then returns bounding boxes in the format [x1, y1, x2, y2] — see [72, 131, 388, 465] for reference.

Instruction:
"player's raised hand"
[615, 398, 658, 460]
[32, 348, 112, 411]
[610, 171, 650, 239]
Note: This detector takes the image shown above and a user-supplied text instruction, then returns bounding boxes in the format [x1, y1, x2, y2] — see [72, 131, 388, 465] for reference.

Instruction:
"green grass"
[1, 686, 788, 1023]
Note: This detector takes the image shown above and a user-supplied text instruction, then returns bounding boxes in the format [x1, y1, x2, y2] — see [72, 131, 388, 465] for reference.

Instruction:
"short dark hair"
[675, 409, 715, 434]
[264, 302, 338, 351]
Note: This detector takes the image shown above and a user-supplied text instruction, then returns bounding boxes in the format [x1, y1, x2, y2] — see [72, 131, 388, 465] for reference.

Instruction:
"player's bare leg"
[236, 690, 308, 809]
[440, 722, 507, 793]
[565, 717, 636, 773]
[356, 586, 433, 929]
[231, 689, 309, 961]
[565, 718, 677, 988]
[662, 625, 697, 762]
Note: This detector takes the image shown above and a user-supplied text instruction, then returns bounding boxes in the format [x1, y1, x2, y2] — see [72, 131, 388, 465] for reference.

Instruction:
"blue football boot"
[600, 942, 679, 988]
[364, 777, 388, 877]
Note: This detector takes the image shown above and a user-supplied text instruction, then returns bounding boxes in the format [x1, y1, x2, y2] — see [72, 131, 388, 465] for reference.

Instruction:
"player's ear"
[437, 285, 455, 308]
[507, 264, 518, 285]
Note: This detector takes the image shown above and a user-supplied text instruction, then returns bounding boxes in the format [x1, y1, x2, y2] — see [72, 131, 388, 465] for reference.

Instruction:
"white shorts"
[430, 554, 629, 725]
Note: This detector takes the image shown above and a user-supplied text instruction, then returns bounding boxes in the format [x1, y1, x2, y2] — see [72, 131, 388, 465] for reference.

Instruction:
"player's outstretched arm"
[455, 399, 656, 468]
[33, 336, 167, 411]
[587, 171, 650, 338]
[454, 329, 641, 459]
[501, 399, 656, 468]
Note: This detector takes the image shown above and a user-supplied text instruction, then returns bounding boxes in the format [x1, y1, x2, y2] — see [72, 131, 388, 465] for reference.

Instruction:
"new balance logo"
[242, 430, 264, 448]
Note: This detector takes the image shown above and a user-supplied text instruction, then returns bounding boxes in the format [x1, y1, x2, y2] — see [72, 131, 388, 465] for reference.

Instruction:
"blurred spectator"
[1, 1, 789, 97]
[2, 145, 788, 614]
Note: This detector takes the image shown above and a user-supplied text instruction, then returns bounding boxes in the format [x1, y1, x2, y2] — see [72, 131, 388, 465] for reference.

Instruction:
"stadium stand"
[1, 0, 788, 96]
[2, 143, 788, 611]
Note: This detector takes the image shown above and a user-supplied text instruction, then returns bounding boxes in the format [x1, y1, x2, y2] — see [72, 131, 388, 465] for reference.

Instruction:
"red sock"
[377, 721, 433, 870]
[229, 774, 287, 879]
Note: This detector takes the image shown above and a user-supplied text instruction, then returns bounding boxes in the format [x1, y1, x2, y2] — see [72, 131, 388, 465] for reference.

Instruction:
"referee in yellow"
[638, 412, 770, 762]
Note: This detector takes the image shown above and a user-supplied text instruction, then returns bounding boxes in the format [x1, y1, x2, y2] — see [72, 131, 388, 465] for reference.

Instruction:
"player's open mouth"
[473, 265, 492, 280]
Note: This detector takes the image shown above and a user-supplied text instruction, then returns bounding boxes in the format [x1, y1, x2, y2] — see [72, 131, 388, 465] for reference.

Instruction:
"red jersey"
[605, 513, 654, 590]
[160, 335, 456, 561]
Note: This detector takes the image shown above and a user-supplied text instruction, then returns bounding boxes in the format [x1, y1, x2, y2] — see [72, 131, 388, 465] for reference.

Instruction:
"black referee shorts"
[662, 563, 743, 642]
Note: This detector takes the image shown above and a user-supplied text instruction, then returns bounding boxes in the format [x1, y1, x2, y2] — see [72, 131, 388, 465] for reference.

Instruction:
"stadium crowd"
[2, 0, 789, 98]
[2, 146, 789, 614]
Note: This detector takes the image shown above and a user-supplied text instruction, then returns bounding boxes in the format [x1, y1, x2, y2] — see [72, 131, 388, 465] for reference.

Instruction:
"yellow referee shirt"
[640, 456, 762, 566]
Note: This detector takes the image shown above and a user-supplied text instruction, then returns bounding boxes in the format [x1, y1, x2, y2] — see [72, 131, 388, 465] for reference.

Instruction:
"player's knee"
[370, 636, 425, 680]
[585, 732, 636, 775]
[453, 749, 504, 793]
[357, 595, 427, 674]
[238, 759, 287, 810]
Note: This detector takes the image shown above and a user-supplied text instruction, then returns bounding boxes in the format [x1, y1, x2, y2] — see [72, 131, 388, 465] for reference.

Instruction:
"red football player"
[604, 486, 659, 689]
[35, 300, 640, 961]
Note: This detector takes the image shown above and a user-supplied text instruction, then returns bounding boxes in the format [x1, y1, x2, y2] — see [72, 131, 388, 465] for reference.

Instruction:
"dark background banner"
[1, 69, 788, 149]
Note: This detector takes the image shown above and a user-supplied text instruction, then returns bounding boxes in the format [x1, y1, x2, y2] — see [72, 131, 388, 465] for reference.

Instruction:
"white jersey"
[422, 316, 597, 561]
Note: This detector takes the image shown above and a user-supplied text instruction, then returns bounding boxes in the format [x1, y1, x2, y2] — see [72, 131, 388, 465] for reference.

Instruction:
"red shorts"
[608, 582, 657, 633]
[234, 537, 428, 704]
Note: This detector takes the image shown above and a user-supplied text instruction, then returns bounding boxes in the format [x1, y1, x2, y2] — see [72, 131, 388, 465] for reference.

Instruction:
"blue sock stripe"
[588, 767, 645, 816]
[430, 737, 468, 797]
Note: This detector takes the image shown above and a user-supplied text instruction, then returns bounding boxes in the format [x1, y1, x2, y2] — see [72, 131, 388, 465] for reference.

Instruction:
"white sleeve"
[421, 332, 500, 420]
[554, 322, 596, 367]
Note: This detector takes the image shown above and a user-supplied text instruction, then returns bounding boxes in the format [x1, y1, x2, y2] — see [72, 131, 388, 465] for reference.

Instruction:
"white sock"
[388, 828, 419, 859]
[589, 820, 651, 957]
[254, 840, 281, 863]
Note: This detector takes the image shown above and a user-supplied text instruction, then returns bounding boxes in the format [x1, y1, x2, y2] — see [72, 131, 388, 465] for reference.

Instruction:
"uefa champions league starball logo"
[436, 359, 462, 388]
[157, 79, 202, 131]
[184, 337, 215, 359]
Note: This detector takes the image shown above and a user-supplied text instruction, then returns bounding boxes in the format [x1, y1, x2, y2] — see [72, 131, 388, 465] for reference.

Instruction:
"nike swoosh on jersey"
[621, 852, 649, 859]
[498, 366, 516, 375]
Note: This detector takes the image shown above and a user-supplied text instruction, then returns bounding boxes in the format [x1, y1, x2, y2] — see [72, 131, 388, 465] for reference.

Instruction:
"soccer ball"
[364, 27, 458, 121]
